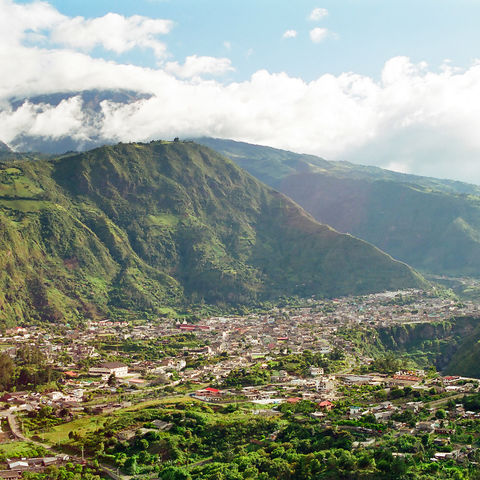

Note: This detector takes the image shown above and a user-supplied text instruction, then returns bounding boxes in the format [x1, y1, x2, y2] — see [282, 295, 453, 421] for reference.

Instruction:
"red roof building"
[392, 375, 421, 382]
[318, 400, 334, 410]
[287, 397, 301, 404]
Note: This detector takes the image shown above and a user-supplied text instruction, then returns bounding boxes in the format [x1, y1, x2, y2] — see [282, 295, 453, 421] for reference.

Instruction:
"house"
[193, 387, 225, 402]
[318, 400, 334, 411]
[342, 375, 373, 385]
[7, 461, 29, 470]
[151, 420, 173, 431]
[374, 410, 394, 421]
[0, 472, 22, 479]
[0, 392, 29, 404]
[392, 374, 421, 383]
[434, 451, 457, 460]
[416, 421, 436, 433]
[349, 406, 363, 418]
[89, 362, 129, 378]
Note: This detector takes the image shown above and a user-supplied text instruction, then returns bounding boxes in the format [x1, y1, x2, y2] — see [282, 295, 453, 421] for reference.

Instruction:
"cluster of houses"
[0, 289, 478, 473]
[0, 289, 476, 419]
[0, 455, 70, 479]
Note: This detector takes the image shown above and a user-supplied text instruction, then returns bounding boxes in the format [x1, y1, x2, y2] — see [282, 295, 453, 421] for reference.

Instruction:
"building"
[89, 362, 129, 377]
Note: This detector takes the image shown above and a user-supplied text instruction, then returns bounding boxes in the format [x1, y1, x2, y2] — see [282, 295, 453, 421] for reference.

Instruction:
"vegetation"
[0, 140, 424, 327]
[0, 346, 60, 391]
[36, 399, 480, 480]
[0, 442, 48, 460]
[198, 137, 480, 282]
[339, 316, 480, 377]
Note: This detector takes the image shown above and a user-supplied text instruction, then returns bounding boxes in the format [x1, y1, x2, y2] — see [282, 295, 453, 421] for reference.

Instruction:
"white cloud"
[0, 0, 63, 47]
[165, 55, 234, 79]
[223, 41, 231, 50]
[0, 0, 172, 59]
[0, 96, 91, 143]
[50, 13, 173, 59]
[309, 7, 328, 21]
[310, 27, 328, 43]
[283, 30, 297, 39]
[3, 2, 480, 183]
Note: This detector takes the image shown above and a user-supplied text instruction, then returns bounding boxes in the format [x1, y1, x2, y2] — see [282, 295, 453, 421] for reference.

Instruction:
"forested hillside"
[198, 137, 480, 278]
[0, 141, 425, 326]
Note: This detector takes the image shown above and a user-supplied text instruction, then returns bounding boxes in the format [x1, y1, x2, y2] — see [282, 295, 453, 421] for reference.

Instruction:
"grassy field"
[41, 415, 109, 444]
[0, 441, 47, 458]
[117, 394, 198, 412]
[40, 395, 198, 444]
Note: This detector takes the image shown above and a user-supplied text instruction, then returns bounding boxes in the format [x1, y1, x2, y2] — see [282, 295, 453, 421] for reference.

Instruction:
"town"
[0, 289, 480, 479]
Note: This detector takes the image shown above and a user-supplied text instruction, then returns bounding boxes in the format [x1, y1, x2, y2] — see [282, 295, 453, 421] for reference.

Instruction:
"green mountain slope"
[197, 138, 480, 278]
[0, 141, 425, 325]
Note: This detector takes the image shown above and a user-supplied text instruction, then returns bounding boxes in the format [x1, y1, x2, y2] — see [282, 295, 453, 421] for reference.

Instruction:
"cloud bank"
[165, 55, 234, 79]
[2, 0, 480, 184]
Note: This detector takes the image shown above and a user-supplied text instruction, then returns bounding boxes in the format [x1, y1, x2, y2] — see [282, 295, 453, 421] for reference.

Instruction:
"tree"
[329, 347, 344, 361]
[159, 466, 191, 480]
[0, 352, 13, 391]
[435, 409, 446, 419]
[124, 456, 138, 475]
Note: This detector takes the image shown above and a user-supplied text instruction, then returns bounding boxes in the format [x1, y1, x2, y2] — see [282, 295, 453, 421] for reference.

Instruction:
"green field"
[41, 415, 109, 443]
[0, 441, 47, 458]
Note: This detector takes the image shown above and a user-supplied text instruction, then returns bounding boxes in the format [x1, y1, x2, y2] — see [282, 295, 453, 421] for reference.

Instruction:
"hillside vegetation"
[0, 141, 424, 326]
[198, 138, 480, 278]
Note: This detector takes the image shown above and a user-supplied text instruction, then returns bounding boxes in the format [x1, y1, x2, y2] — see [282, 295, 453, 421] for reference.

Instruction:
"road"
[428, 392, 466, 408]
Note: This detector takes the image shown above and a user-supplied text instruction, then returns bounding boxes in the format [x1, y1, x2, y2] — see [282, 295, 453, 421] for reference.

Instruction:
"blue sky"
[16, 0, 480, 81]
[2, 0, 480, 183]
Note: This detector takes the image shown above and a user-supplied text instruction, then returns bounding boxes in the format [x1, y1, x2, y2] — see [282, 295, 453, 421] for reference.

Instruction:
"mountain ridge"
[0, 140, 425, 326]
[197, 137, 480, 279]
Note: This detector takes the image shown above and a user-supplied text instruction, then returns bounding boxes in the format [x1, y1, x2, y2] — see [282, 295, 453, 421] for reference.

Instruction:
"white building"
[89, 362, 129, 377]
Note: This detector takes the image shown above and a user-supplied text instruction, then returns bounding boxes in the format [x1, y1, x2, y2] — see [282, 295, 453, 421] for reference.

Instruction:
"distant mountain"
[197, 138, 480, 279]
[0, 141, 11, 152]
[0, 141, 425, 326]
[5, 89, 151, 154]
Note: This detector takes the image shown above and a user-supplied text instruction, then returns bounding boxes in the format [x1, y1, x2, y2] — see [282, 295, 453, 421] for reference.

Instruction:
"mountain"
[197, 138, 480, 279]
[0, 141, 425, 326]
[0, 141, 11, 152]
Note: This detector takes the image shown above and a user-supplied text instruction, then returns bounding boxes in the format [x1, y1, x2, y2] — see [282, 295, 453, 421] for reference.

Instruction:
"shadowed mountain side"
[197, 137, 480, 278]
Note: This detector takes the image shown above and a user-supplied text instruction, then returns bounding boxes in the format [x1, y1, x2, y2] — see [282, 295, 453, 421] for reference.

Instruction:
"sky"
[2, 0, 480, 183]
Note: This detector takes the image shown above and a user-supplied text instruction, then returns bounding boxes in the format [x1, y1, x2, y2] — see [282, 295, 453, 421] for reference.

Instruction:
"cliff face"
[376, 317, 480, 375]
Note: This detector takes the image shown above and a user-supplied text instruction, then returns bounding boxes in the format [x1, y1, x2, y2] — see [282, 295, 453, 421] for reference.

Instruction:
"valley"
[0, 289, 480, 478]
[2, 0, 480, 476]
[1, 139, 480, 478]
